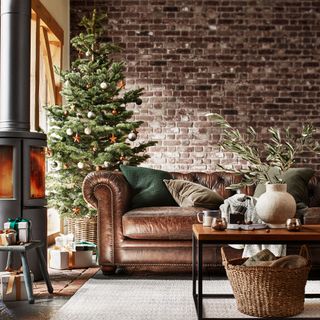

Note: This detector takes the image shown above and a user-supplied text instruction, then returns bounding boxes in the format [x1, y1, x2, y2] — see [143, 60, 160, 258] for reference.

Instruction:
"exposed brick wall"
[70, 0, 320, 172]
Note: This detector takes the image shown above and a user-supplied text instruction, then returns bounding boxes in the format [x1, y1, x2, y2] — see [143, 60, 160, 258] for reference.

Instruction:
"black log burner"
[0, 0, 47, 280]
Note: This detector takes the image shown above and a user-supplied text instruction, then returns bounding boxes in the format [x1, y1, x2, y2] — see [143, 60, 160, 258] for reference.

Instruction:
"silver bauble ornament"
[87, 111, 95, 119]
[128, 132, 137, 141]
[84, 127, 92, 135]
[77, 162, 84, 169]
[51, 161, 58, 169]
[100, 82, 107, 89]
[66, 128, 73, 136]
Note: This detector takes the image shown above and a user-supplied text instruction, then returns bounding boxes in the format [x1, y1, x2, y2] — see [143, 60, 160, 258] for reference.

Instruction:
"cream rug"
[53, 277, 320, 319]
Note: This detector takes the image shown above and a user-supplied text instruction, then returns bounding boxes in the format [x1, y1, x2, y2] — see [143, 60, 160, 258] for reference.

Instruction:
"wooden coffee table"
[192, 224, 320, 320]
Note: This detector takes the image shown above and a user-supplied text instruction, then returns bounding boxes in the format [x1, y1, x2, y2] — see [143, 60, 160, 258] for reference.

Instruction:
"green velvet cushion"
[163, 179, 224, 209]
[120, 165, 177, 208]
[253, 168, 314, 205]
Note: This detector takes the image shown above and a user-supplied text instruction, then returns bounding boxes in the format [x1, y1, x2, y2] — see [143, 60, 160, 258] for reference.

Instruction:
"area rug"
[53, 277, 320, 319]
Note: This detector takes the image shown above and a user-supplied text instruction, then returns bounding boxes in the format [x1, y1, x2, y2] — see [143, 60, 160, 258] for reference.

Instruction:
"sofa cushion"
[120, 165, 177, 209]
[254, 167, 315, 205]
[122, 207, 204, 240]
[163, 179, 224, 209]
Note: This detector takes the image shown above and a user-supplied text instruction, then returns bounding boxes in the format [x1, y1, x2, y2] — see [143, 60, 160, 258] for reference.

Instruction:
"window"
[31, 0, 64, 244]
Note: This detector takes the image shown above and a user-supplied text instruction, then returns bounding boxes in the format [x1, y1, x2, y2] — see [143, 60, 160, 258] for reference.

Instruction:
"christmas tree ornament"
[100, 82, 107, 89]
[45, 147, 53, 157]
[72, 207, 81, 215]
[77, 162, 84, 169]
[92, 146, 97, 152]
[87, 111, 95, 119]
[73, 133, 81, 143]
[63, 164, 69, 169]
[85, 50, 91, 57]
[103, 161, 110, 167]
[119, 155, 126, 161]
[128, 132, 137, 141]
[95, 165, 102, 171]
[112, 109, 118, 116]
[86, 83, 92, 89]
[84, 127, 92, 135]
[66, 128, 73, 136]
[136, 98, 142, 105]
[117, 80, 126, 89]
[109, 133, 117, 143]
[51, 161, 58, 169]
[63, 110, 69, 116]
[65, 80, 70, 87]
[70, 105, 76, 110]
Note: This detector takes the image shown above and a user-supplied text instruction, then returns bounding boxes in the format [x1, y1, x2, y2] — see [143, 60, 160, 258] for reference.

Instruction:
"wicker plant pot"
[221, 246, 311, 318]
[65, 216, 97, 244]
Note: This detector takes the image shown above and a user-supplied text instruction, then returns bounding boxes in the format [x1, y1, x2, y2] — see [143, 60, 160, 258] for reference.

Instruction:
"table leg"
[197, 239, 203, 320]
[192, 233, 196, 299]
[36, 247, 53, 293]
[5, 251, 13, 271]
[20, 252, 34, 304]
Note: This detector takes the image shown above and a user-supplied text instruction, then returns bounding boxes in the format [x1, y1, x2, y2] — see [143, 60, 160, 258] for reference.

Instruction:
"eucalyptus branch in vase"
[207, 113, 320, 189]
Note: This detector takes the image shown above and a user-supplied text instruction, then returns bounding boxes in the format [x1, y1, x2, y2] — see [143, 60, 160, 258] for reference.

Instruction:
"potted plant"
[207, 113, 320, 226]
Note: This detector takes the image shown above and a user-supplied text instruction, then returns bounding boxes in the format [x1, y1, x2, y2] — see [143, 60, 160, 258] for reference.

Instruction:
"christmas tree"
[46, 11, 156, 218]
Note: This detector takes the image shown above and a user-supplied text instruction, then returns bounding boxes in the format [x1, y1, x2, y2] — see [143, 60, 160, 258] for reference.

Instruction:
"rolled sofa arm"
[83, 171, 131, 266]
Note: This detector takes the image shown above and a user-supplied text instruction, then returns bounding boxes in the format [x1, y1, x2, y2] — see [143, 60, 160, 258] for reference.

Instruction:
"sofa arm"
[83, 171, 131, 266]
[303, 207, 320, 224]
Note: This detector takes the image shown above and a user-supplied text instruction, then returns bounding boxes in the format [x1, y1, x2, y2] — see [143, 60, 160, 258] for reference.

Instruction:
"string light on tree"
[85, 50, 91, 57]
[112, 109, 118, 116]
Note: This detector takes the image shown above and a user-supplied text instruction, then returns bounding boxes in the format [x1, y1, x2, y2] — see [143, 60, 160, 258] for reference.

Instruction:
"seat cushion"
[122, 207, 204, 240]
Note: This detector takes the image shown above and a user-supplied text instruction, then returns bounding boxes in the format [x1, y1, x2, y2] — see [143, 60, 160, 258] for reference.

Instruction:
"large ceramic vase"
[255, 184, 296, 228]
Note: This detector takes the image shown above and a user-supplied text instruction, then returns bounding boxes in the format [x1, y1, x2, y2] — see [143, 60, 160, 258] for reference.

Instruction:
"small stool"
[0, 241, 53, 304]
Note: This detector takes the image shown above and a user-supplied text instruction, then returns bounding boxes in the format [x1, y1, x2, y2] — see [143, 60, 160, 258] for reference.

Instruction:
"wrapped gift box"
[0, 230, 17, 246]
[0, 271, 33, 301]
[4, 220, 30, 243]
[48, 248, 93, 270]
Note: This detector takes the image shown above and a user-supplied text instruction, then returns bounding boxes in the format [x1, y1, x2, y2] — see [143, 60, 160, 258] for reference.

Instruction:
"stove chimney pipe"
[0, 0, 31, 131]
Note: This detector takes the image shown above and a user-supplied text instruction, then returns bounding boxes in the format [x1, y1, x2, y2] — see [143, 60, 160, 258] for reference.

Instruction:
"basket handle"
[299, 245, 310, 261]
[221, 247, 229, 265]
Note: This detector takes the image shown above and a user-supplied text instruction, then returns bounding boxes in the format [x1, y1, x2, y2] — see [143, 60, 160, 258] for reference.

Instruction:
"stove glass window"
[0, 146, 14, 198]
[30, 146, 45, 199]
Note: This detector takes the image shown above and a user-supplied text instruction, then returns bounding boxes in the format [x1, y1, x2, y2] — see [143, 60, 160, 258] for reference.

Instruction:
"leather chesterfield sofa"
[83, 170, 320, 274]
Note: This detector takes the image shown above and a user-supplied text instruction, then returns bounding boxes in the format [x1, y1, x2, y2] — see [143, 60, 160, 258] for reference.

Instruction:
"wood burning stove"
[0, 0, 47, 279]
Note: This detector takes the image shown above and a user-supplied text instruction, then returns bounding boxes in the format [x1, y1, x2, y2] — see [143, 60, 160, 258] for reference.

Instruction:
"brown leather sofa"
[83, 170, 320, 274]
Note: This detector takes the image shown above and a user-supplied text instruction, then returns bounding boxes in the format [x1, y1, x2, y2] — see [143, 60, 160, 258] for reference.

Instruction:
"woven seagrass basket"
[65, 216, 97, 244]
[221, 246, 311, 318]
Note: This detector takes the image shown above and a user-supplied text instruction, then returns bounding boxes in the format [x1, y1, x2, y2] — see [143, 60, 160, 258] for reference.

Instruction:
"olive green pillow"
[163, 179, 224, 209]
[254, 168, 315, 205]
[120, 165, 177, 209]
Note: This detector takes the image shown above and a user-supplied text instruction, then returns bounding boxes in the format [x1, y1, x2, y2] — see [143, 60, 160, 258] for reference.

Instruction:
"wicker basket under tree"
[64, 216, 97, 244]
